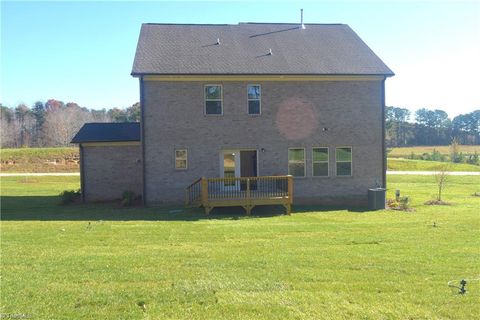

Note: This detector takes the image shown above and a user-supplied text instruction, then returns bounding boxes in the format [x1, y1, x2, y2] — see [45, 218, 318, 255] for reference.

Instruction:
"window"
[247, 85, 261, 114]
[313, 148, 329, 177]
[336, 147, 352, 176]
[288, 148, 305, 177]
[175, 149, 187, 169]
[205, 85, 222, 115]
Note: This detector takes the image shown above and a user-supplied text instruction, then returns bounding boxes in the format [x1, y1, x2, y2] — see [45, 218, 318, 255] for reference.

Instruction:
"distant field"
[387, 158, 480, 172]
[0, 147, 79, 173]
[389, 145, 480, 158]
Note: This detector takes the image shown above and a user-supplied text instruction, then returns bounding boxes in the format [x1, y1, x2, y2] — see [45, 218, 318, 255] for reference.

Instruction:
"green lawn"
[387, 158, 480, 172]
[388, 145, 480, 158]
[1, 175, 479, 319]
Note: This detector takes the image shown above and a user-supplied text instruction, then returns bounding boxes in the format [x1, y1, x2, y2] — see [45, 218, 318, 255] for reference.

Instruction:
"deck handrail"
[185, 175, 293, 214]
[185, 177, 203, 207]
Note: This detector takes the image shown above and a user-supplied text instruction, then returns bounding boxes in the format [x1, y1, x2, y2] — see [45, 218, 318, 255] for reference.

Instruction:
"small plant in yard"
[471, 192, 480, 197]
[425, 164, 451, 205]
[121, 191, 136, 207]
[59, 189, 81, 205]
[387, 196, 413, 211]
[399, 196, 410, 210]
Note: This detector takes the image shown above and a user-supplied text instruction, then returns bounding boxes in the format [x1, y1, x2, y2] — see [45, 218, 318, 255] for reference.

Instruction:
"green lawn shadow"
[1, 196, 371, 221]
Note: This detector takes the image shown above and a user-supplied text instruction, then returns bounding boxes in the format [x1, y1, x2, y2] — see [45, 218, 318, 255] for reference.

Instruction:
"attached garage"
[71, 123, 142, 202]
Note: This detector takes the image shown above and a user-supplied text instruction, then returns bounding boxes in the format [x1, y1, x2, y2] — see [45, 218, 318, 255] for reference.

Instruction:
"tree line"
[386, 107, 479, 147]
[1, 100, 478, 148]
[1, 99, 140, 148]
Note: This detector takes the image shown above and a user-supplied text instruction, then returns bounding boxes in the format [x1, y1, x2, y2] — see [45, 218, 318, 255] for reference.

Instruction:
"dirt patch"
[424, 200, 451, 205]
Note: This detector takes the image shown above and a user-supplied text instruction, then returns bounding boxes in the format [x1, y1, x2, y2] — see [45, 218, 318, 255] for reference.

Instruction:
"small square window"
[175, 149, 187, 170]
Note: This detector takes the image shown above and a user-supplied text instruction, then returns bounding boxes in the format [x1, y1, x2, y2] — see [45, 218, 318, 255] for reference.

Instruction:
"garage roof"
[71, 123, 140, 143]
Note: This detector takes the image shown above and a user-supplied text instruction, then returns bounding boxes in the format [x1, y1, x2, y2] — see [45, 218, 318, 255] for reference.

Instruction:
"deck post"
[287, 175, 293, 205]
[246, 178, 251, 215]
[201, 177, 208, 213]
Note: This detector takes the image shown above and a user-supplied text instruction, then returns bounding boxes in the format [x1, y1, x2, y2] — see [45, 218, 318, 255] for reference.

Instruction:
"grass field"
[387, 158, 480, 172]
[0, 147, 79, 172]
[388, 145, 480, 158]
[1, 175, 479, 319]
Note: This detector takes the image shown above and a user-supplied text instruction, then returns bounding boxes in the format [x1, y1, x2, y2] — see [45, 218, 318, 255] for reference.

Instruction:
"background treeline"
[1, 99, 140, 147]
[1, 100, 479, 148]
[386, 107, 479, 147]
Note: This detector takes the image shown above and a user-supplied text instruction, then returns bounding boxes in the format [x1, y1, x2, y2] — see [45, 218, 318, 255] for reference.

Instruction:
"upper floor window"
[205, 85, 222, 115]
[247, 85, 261, 115]
[313, 147, 329, 177]
[336, 147, 352, 176]
[288, 148, 305, 177]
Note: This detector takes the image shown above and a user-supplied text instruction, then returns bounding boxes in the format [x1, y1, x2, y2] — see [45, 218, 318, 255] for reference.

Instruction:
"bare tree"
[43, 105, 93, 146]
[435, 164, 450, 202]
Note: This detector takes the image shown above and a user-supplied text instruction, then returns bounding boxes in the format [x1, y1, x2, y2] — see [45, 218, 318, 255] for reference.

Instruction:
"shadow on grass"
[1, 196, 372, 221]
[1, 196, 292, 221]
[295, 205, 370, 213]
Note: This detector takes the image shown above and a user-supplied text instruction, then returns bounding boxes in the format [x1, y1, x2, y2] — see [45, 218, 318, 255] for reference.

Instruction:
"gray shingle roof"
[71, 123, 140, 143]
[132, 23, 393, 76]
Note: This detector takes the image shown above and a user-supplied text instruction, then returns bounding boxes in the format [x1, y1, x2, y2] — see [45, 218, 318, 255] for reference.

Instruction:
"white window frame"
[288, 148, 306, 177]
[204, 84, 223, 115]
[247, 84, 261, 115]
[312, 147, 329, 177]
[335, 146, 352, 177]
[175, 149, 188, 170]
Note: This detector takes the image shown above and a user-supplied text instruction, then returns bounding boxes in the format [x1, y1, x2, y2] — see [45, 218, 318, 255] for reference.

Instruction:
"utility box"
[368, 188, 386, 210]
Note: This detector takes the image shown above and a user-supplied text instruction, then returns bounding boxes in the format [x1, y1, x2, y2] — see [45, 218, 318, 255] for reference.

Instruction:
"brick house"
[73, 22, 393, 210]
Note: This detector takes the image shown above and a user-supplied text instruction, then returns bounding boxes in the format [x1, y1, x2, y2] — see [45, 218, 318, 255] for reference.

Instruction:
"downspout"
[140, 76, 147, 206]
[79, 144, 86, 203]
[381, 78, 386, 189]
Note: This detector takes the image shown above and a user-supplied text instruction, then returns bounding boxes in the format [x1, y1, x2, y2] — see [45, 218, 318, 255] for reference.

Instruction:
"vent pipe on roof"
[216, 38, 220, 45]
[267, 48, 272, 55]
[301, 9, 305, 29]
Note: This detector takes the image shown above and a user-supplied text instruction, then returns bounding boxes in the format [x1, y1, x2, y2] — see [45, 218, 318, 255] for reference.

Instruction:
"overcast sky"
[1, 0, 479, 117]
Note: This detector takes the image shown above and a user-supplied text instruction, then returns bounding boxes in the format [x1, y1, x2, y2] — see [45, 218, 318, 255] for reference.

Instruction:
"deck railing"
[185, 175, 293, 215]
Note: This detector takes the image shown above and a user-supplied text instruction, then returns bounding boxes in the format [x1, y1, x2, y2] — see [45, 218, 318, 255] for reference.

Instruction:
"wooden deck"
[185, 176, 293, 215]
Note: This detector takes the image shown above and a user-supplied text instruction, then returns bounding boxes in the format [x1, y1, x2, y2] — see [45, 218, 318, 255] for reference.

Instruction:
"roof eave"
[131, 72, 394, 77]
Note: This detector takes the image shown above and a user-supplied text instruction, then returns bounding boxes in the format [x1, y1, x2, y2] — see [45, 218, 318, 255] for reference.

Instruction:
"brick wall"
[143, 80, 383, 205]
[82, 144, 142, 201]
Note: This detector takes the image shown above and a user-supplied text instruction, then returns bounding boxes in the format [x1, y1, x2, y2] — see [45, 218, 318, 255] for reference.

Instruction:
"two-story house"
[72, 22, 394, 212]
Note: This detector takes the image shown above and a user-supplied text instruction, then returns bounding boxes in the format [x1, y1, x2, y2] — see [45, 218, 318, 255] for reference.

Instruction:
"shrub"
[398, 196, 410, 210]
[121, 191, 136, 207]
[59, 189, 81, 205]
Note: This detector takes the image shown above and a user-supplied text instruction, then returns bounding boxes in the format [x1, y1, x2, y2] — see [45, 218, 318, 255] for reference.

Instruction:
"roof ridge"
[142, 22, 346, 26]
